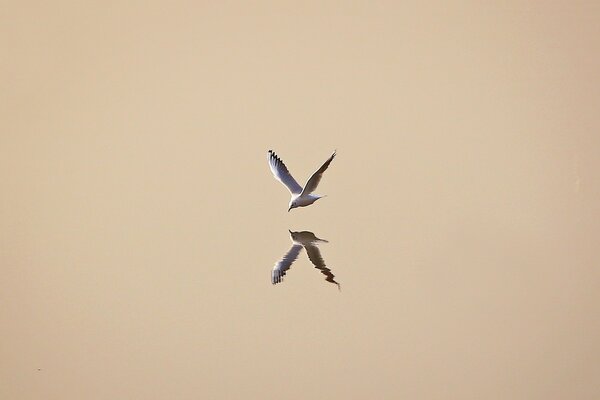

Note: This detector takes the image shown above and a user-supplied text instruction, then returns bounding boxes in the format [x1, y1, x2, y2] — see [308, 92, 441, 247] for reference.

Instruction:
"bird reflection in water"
[271, 230, 340, 289]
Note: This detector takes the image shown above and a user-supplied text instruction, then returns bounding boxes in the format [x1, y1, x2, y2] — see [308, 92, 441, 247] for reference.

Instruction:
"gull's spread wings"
[272, 244, 303, 284]
[301, 150, 336, 196]
[268, 150, 303, 195]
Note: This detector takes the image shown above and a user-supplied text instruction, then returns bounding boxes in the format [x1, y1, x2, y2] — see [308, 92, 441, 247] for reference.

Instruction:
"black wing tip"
[268, 150, 282, 164]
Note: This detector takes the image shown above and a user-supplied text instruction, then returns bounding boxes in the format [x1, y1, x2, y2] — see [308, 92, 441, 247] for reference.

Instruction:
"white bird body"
[267, 150, 336, 211]
[291, 193, 322, 207]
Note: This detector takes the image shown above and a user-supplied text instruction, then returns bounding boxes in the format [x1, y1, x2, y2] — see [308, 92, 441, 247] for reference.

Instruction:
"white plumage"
[267, 150, 336, 211]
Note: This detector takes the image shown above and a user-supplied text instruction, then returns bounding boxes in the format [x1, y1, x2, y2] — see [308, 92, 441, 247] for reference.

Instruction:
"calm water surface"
[2, 3, 599, 399]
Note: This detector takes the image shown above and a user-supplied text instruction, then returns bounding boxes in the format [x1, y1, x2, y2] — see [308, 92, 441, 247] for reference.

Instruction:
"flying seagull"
[272, 230, 340, 289]
[267, 150, 336, 211]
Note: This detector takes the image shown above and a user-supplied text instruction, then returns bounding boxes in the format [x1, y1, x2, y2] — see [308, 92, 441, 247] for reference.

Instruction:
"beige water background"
[2, 2, 599, 399]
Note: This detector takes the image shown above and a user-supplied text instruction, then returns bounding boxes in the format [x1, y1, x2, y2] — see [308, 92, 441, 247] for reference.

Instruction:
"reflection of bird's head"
[289, 230, 328, 245]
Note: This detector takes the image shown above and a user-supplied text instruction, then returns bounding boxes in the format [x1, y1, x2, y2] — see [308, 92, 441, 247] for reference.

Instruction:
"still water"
[2, 2, 599, 399]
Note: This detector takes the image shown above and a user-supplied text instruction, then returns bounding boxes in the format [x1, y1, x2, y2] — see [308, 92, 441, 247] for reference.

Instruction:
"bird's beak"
[288, 206, 292, 212]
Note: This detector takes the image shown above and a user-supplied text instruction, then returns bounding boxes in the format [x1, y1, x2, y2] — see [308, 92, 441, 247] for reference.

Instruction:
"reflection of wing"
[300, 151, 336, 196]
[268, 150, 303, 195]
[272, 244, 303, 284]
[305, 244, 340, 289]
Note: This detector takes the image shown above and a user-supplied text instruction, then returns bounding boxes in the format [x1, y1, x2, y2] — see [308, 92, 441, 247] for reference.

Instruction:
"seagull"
[272, 230, 340, 289]
[267, 150, 336, 211]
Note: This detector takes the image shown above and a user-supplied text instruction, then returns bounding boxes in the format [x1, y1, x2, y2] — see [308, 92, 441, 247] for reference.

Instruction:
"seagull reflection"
[272, 230, 340, 289]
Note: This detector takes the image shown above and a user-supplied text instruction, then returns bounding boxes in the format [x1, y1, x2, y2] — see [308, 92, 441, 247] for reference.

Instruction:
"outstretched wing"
[301, 150, 336, 196]
[272, 244, 303, 284]
[305, 243, 340, 289]
[268, 150, 303, 195]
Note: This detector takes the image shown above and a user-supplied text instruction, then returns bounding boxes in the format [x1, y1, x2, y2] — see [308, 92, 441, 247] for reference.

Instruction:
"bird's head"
[288, 200, 298, 212]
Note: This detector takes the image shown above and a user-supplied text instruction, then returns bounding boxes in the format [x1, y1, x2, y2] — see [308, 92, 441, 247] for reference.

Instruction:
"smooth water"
[2, 2, 599, 399]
